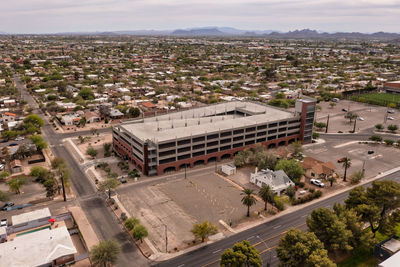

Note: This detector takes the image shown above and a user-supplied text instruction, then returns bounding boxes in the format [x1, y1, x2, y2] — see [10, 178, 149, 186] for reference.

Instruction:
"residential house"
[83, 110, 101, 123]
[301, 157, 336, 180]
[10, 159, 22, 173]
[60, 113, 81, 126]
[250, 168, 295, 196]
[2, 112, 17, 122]
[109, 108, 124, 119]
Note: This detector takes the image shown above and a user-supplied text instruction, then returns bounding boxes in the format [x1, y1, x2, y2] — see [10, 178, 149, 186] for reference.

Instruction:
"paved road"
[13, 74, 148, 267]
[155, 170, 400, 267]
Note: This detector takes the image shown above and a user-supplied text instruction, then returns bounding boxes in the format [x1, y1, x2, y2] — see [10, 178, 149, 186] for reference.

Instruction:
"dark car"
[342, 108, 348, 112]
[8, 143, 18, 146]
[368, 150, 374, 154]
[1, 202, 14, 211]
[338, 157, 345, 163]
[0, 139, 9, 143]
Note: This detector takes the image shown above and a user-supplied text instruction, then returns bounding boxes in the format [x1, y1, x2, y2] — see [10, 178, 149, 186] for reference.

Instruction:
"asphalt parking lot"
[316, 100, 396, 133]
[304, 140, 400, 179]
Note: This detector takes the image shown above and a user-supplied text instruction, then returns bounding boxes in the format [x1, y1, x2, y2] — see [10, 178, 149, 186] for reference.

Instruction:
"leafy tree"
[277, 228, 335, 267]
[341, 157, 351, 182]
[0, 171, 10, 181]
[384, 139, 394, 146]
[191, 221, 218, 242]
[7, 176, 27, 194]
[257, 152, 278, 171]
[345, 111, 358, 123]
[30, 166, 49, 183]
[132, 224, 148, 243]
[327, 176, 336, 187]
[312, 132, 320, 139]
[221, 240, 262, 267]
[78, 87, 94, 100]
[43, 179, 57, 198]
[0, 190, 10, 202]
[388, 124, 398, 133]
[29, 135, 48, 151]
[314, 122, 327, 130]
[375, 124, 384, 131]
[258, 185, 274, 211]
[234, 152, 246, 167]
[99, 178, 119, 199]
[90, 239, 121, 267]
[329, 102, 336, 108]
[275, 159, 304, 183]
[290, 141, 303, 156]
[23, 114, 44, 128]
[241, 188, 257, 217]
[51, 157, 67, 169]
[103, 143, 112, 157]
[124, 217, 140, 231]
[307, 208, 352, 252]
[345, 180, 400, 237]
[87, 146, 98, 159]
[99, 105, 110, 119]
[128, 107, 141, 118]
[286, 186, 296, 201]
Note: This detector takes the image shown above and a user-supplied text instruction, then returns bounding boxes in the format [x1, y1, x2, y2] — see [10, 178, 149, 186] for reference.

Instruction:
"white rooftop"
[120, 101, 295, 143]
[12, 208, 51, 226]
[0, 226, 77, 267]
[379, 250, 400, 267]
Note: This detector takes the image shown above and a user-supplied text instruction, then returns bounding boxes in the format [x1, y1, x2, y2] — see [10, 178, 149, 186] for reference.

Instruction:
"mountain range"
[1, 27, 400, 40]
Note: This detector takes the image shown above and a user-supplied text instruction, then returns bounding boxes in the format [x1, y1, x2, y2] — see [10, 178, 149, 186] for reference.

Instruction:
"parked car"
[0, 139, 9, 143]
[388, 110, 395, 114]
[15, 137, 24, 141]
[368, 150, 374, 154]
[358, 117, 365, 121]
[1, 219, 8, 227]
[1, 202, 14, 211]
[338, 157, 345, 163]
[8, 143, 18, 146]
[388, 116, 395, 120]
[310, 179, 325, 187]
[342, 108, 348, 112]
[332, 98, 340, 103]
[0, 164, 4, 171]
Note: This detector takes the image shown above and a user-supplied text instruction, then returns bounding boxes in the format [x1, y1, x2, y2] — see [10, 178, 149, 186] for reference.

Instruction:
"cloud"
[1, 0, 399, 33]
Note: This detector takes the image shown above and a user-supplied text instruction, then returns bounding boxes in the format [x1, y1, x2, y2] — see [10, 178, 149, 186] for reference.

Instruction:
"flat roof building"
[113, 98, 316, 175]
[385, 81, 400, 94]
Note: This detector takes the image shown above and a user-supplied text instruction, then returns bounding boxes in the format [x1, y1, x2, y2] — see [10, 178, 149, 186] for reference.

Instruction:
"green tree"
[314, 122, 327, 130]
[329, 102, 336, 109]
[241, 188, 257, 217]
[99, 178, 119, 199]
[257, 152, 278, 171]
[78, 87, 94, 100]
[307, 208, 352, 252]
[286, 186, 296, 201]
[30, 166, 49, 183]
[258, 185, 274, 211]
[341, 157, 351, 182]
[327, 176, 336, 187]
[128, 107, 141, 118]
[276, 228, 335, 267]
[312, 132, 320, 139]
[132, 224, 148, 243]
[23, 114, 44, 128]
[0, 171, 10, 181]
[0, 190, 10, 202]
[275, 159, 304, 183]
[124, 217, 140, 231]
[234, 152, 246, 167]
[350, 171, 364, 185]
[7, 176, 27, 194]
[345, 111, 358, 123]
[90, 239, 121, 267]
[29, 135, 48, 151]
[369, 135, 382, 142]
[345, 180, 400, 237]
[87, 146, 98, 159]
[290, 141, 303, 157]
[221, 240, 262, 267]
[191, 221, 218, 242]
[385, 139, 394, 146]
[103, 143, 112, 157]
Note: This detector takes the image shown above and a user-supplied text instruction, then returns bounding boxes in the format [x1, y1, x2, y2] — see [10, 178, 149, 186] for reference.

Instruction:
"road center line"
[212, 249, 221, 254]
[273, 225, 281, 229]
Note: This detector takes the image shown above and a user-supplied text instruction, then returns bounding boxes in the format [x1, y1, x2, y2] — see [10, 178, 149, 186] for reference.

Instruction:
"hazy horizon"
[2, 0, 400, 34]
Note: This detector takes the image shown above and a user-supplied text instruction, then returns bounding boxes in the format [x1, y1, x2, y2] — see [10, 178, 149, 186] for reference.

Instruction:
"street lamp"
[256, 235, 271, 267]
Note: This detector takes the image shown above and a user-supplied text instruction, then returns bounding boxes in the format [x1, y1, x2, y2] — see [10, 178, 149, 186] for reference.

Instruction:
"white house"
[250, 168, 295, 196]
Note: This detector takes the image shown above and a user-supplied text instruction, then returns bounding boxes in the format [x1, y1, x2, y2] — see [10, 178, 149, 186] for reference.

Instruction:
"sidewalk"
[69, 206, 99, 250]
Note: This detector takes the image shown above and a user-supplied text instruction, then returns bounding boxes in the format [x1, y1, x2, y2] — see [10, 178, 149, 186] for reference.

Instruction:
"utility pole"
[353, 117, 357, 133]
[165, 225, 168, 253]
[184, 163, 187, 179]
[60, 169, 67, 202]
[362, 159, 366, 176]
[325, 114, 330, 134]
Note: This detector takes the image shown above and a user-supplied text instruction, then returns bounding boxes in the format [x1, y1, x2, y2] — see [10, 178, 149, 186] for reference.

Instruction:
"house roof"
[4, 112, 16, 117]
[301, 157, 336, 175]
[12, 208, 51, 225]
[10, 159, 22, 168]
[252, 169, 294, 191]
[0, 226, 77, 267]
[141, 102, 157, 108]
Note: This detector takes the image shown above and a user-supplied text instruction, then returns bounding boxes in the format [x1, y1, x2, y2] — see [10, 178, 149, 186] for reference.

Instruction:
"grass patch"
[338, 250, 378, 267]
[375, 223, 400, 242]
[351, 93, 400, 107]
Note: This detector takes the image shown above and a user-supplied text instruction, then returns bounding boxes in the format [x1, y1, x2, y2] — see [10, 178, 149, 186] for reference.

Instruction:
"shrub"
[292, 190, 322, 205]
[121, 212, 128, 221]
[309, 188, 315, 193]
[384, 139, 394, 146]
[295, 181, 305, 188]
[274, 196, 286, 211]
[312, 132, 320, 139]
[369, 135, 383, 142]
[375, 124, 384, 131]
[350, 171, 364, 185]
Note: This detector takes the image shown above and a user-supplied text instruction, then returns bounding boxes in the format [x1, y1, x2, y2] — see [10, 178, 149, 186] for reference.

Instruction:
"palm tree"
[258, 185, 274, 211]
[342, 157, 352, 182]
[90, 239, 121, 267]
[241, 188, 257, 217]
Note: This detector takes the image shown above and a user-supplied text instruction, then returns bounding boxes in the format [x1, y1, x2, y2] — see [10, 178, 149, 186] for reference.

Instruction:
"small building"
[9, 159, 22, 173]
[12, 207, 52, 226]
[250, 168, 295, 196]
[301, 157, 336, 180]
[379, 250, 400, 267]
[60, 113, 81, 126]
[221, 164, 236, 176]
[2, 112, 17, 122]
[83, 110, 101, 123]
[109, 108, 124, 119]
[385, 81, 400, 94]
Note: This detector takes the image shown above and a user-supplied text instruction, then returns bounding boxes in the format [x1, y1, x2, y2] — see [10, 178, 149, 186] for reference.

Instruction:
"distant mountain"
[172, 28, 226, 36]
[266, 29, 400, 40]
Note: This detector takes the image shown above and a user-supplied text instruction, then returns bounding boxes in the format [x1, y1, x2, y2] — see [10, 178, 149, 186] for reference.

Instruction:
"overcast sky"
[2, 0, 400, 34]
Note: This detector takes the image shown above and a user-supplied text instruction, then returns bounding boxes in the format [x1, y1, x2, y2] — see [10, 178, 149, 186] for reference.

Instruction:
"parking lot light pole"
[256, 235, 271, 267]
